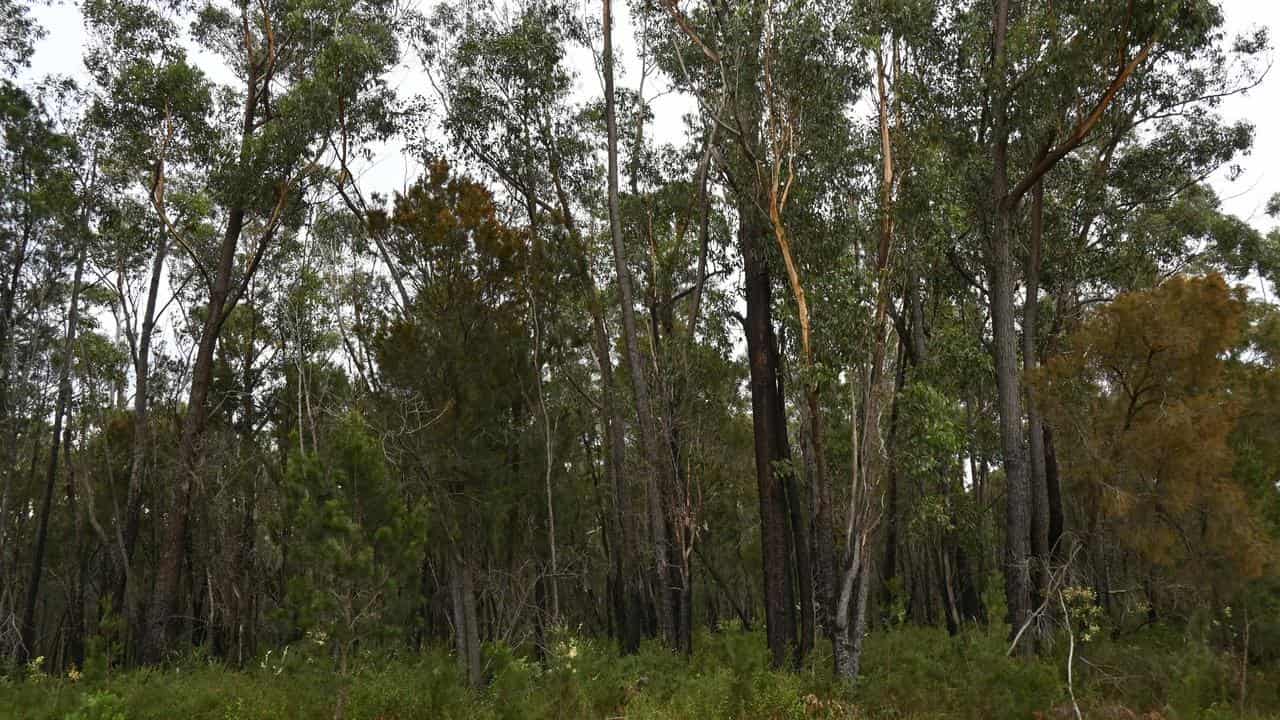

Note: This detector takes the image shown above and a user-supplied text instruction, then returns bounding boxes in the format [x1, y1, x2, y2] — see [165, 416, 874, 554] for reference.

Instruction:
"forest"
[2, 0, 1280, 717]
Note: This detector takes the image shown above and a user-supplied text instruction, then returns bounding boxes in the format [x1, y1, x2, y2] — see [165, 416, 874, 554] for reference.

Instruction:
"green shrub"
[64, 690, 126, 720]
[1, 625, 1277, 720]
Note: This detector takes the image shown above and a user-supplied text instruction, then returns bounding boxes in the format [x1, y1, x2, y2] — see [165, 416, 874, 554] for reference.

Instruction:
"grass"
[4, 623, 1278, 720]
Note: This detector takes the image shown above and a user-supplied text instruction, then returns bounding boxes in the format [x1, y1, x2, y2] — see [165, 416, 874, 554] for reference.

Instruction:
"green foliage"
[284, 411, 424, 661]
[9, 627, 1279, 719]
[4, 0, 1279, 713]
[65, 690, 127, 720]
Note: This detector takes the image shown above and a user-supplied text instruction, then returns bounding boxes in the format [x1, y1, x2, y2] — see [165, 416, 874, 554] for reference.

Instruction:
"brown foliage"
[1031, 275, 1274, 601]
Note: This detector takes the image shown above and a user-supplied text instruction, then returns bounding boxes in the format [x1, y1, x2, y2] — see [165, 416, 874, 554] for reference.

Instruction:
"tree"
[1032, 274, 1275, 613]
[137, 0, 400, 662]
[285, 412, 421, 720]
[371, 160, 531, 686]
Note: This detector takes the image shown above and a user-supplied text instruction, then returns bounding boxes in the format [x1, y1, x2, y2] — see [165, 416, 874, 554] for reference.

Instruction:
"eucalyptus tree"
[744, 0, 890, 676]
[0, 82, 68, 642]
[81, 0, 405, 662]
[417, 0, 665, 651]
[603, 0, 693, 651]
[967, 0, 1263, 649]
[3, 80, 87, 664]
[644, 0, 806, 668]
[81, 0, 217, 651]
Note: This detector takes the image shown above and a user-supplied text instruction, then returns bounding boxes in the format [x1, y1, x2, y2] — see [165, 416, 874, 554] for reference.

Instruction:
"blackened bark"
[743, 194, 796, 669]
[771, 332, 813, 666]
[1025, 181, 1050, 607]
[1044, 425, 1064, 554]
[882, 464, 899, 611]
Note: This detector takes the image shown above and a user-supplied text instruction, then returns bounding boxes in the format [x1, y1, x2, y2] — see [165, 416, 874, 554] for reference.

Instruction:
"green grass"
[4, 625, 1278, 720]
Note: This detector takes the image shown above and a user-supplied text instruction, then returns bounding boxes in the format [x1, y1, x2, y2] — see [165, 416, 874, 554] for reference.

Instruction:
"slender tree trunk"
[1025, 181, 1050, 608]
[546, 112, 642, 654]
[805, 400, 835, 639]
[529, 295, 559, 624]
[834, 534, 865, 678]
[881, 462, 899, 613]
[768, 329, 812, 665]
[0, 210, 32, 599]
[449, 550, 481, 688]
[116, 227, 168, 641]
[836, 49, 899, 678]
[65, 414, 89, 669]
[1044, 425, 1064, 554]
[461, 553, 482, 687]
[19, 241, 86, 663]
[603, 0, 677, 648]
[848, 555, 873, 677]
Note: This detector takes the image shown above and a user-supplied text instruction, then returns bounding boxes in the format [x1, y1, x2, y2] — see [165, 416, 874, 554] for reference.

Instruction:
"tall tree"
[140, 0, 399, 661]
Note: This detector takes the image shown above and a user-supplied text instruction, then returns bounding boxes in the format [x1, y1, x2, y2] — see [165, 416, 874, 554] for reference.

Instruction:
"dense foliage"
[1, 0, 1278, 716]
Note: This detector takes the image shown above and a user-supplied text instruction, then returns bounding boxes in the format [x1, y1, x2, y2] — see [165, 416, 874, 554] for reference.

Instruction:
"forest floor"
[3, 624, 1278, 720]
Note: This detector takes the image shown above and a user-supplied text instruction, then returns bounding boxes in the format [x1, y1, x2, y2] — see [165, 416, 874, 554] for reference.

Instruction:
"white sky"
[23, 0, 1280, 237]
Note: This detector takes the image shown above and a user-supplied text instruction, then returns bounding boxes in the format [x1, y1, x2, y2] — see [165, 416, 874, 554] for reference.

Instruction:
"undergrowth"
[3, 624, 1277, 720]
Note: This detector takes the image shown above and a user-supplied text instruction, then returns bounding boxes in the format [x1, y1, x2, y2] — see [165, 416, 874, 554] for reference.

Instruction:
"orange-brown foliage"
[1031, 274, 1274, 601]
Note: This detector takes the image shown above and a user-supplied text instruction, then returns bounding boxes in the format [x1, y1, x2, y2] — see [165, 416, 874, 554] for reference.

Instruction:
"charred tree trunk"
[1044, 425, 1064, 554]
[1025, 181, 1050, 609]
[771, 333, 813, 666]
[742, 192, 796, 668]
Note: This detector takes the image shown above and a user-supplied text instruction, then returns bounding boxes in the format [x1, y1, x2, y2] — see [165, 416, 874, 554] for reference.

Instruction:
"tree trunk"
[849, 559, 872, 678]
[542, 92, 643, 655]
[143, 20, 279, 661]
[771, 335, 813, 666]
[0, 206, 33, 599]
[1044, 425, 1064, 554]
[742, 187, 796, 669]
[116, 226, 169, 644]
[19, 240, 86, 663]
[449, 550, 482, 688]
[602, 0, 677, 648]
[988, 0, 1033, 653]
[65, 418, 87, 669]
[144, 205, 241, 662]
[806, 400, 836, 640]
[1025, 180, 1050, 608]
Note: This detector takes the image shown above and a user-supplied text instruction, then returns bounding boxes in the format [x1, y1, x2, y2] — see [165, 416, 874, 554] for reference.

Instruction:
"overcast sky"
[24, 0, 1280, 238]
